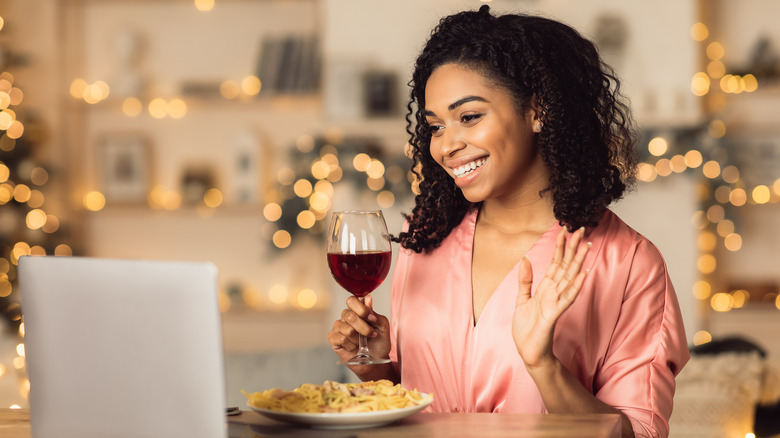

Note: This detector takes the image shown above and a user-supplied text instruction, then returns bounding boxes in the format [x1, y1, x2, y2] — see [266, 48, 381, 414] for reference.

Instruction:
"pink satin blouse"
[389, 209, 689, 438]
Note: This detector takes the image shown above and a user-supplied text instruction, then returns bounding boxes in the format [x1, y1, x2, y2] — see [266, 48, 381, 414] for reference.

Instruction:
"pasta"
[243, 379, 431, 413]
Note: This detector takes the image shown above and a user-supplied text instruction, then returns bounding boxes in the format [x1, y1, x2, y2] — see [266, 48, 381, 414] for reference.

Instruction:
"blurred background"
[0, 0, 778, 434]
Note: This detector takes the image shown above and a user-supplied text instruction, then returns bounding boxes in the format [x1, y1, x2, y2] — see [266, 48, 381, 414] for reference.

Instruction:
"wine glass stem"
[357, 296, 370, 358]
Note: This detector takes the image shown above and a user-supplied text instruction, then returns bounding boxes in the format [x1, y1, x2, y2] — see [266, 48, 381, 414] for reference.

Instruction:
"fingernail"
[587, 241, 592, 247]
[370, 331, 378, 338]
[579, 226, 585, 233]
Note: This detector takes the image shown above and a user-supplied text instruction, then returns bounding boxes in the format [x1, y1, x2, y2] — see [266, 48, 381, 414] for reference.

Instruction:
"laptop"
[19, 256, 227, 438]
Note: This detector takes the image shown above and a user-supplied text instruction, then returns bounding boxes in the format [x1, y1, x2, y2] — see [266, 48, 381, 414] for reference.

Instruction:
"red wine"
[327, 251, 392, 297]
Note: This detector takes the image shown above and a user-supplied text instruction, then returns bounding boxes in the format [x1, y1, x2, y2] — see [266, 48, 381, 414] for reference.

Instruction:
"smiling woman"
[328, 6, 690, 438]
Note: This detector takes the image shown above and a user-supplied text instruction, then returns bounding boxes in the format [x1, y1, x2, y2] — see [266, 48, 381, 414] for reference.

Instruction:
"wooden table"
[1, 408, 621, 437]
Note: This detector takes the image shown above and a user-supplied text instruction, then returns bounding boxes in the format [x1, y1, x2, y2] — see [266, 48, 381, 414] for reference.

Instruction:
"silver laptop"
[19, 256, 227, 438]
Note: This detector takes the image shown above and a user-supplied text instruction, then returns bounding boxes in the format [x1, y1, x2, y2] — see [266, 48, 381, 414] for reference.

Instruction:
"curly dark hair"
[394, 5, 638, 253]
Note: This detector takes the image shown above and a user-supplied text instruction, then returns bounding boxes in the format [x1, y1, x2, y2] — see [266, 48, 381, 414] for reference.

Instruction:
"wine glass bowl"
[327, 210, 392, 365]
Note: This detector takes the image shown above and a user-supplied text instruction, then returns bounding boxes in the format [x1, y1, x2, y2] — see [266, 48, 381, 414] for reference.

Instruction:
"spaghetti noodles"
[243, 379, 431, 413]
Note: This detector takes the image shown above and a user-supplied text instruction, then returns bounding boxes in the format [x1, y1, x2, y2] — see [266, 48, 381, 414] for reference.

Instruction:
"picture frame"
[100, 133, 150, 204]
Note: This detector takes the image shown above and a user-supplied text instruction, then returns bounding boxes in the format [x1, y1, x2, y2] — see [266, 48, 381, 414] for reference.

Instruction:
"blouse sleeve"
[594, 240, 690, 438]
[388, 240, 411, 366]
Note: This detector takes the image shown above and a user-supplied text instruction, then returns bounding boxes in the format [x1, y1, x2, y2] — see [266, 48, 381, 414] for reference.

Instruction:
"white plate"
[246, 394, 433, 429]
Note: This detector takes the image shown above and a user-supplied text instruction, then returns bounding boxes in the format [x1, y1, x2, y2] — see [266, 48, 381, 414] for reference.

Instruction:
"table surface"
[1, 408, 622, 438]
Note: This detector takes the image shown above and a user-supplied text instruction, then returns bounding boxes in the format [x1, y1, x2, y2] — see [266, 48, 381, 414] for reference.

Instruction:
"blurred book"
[256, 34, 320, 95]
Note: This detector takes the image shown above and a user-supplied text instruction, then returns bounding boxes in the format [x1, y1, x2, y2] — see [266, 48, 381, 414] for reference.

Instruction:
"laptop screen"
[19, 256, 227, 438]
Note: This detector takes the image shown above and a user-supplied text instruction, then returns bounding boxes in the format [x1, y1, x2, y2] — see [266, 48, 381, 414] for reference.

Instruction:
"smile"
[452, 158, 486, 177]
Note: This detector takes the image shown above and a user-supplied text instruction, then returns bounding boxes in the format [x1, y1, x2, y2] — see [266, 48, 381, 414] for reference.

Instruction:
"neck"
[479, 190, 556, 235]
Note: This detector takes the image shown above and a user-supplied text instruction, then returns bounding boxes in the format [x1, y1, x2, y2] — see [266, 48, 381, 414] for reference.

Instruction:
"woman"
[328, 6, 689, 438]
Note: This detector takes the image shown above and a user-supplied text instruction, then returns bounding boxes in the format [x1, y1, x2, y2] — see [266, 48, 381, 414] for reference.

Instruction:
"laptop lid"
[19, 256, 227, 438]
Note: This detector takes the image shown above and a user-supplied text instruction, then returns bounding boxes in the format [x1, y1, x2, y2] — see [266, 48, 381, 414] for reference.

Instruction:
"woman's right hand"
[327, 295, 393, 379]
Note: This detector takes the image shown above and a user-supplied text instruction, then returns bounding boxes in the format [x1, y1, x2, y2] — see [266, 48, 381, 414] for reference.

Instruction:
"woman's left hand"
[512, 226, 590, 369]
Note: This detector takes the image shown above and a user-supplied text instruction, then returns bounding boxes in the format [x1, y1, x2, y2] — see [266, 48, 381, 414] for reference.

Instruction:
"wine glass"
[327, 210, 392, 365]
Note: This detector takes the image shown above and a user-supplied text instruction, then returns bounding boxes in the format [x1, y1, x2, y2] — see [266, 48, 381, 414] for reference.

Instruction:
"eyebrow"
[423, 95, 488, 117]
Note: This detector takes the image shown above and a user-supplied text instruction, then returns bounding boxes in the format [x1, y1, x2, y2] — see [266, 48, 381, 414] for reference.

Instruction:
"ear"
[525, 94, 544, 134]
[527, 97, 544, 133]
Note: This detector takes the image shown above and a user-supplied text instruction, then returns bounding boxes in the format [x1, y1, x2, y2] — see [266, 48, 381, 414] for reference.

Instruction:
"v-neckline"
[466, 208, 560, 328]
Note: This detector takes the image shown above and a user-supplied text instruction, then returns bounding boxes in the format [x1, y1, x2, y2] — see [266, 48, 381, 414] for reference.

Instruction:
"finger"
[554, 227, 585, 283]
[545, 227, 567, 278]
[561, 270, 589, 306]
[516, 256, 533, 306]
[559, 240, 591, 285]
[329, 322, 358, 352]
[341, 308, 376, 338]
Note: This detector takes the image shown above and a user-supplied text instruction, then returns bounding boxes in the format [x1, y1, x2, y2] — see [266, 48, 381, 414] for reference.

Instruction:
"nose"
[439, 128, 466, 157]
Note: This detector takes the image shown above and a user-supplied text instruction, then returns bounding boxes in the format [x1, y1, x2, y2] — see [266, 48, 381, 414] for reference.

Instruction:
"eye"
[461, 113, 483, 124]
[425, 120, 444, 137]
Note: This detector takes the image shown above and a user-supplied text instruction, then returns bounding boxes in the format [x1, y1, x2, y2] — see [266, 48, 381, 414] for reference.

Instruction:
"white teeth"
[453, 158, 486, 177]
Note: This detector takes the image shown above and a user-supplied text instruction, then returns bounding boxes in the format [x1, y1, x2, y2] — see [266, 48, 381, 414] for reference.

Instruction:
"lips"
[452, 158, 486, 177]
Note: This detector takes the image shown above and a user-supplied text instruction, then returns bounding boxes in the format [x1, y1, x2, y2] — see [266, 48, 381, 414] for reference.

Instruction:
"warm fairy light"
[220, 80, 240, 99]
[277, 167, 295, 185]
[670, 155, 687, 173]
[314, 180, 334, 198]
[293, 179, 313, 198]
[714, 186, 730, 204]
[716, 219, 734, 237]
[724, 233, 742, 251]
[8, 87, 23, 105]
[0, 136, 15, 151]
[295, 135, 315, 153]
[167, 98, 187, 119]
[742, 74, 758, 92]
[54, 244, 73, 256]
[242, 286, 264, 310]
[708, 120, 726, 138]
[13, 184, 31, 203]
[296, 288, 317, 309]
[752, 185, 770, 204]
[720, 165, 739, 183]
[16, 343, 24, 357]
[268, 284, 288, 305]
[309, 192, 330, 212]
[0, 279, 11, 298]
[655, 159, 672, 177]
[690, 72, 710, 96]
[148, 98, 168, 119]
[218, 291, 230, 313]
[26, 209, 47, 230]
[706, 42, 725, 61]
[6, 120, 23, 139]
[697, 254, 717, 274]
[377, 190, 395, 208]
[773, 178, 780, 196]
[693, 330, 712, 346]
[711, 292, 733, 312]
[775, 295, 780, 311]
[697, 231, 717, 252]
[203, 188, 223, 207]
[706, 205, 725, 223]
[311, 160, 330, 180]
[353, 153, 371, 171]
[83, 191, 106, 211]
[42, 214, 60, 233]
[263, 202, 282, 221]
[367, 176, 385, 191]
[194, 0, 215, 12]
[0, 163, 8, 182]
[241, 75, 262, 96]
[296, 210, 316, 229]
[720, 75, 740, 93]
[707, 61, 726, 79]
[69, 79, 87, 98]
[731, 290, 749, 308]
[0, 112, 13, 130]
[648, 137, 669, 156]
[0, 92, 10, 109]
[746, 433, 756, 438]
[636, 162, 658, 182]
[28, 189, 44, 206]
[702, 161, 721, 179]
[0, 183, 13, 204]
[365, 160, 386, 179]
[729, 188, 747, 206]
[326, 166, 343, 183]
[122, 97, 143, 117]
[692, 281, 712, 300]
[30, 167, 49, 185]
[272, 230, 292, 248]
[0, 364, 6, 378]
[690, 22, 709, 41]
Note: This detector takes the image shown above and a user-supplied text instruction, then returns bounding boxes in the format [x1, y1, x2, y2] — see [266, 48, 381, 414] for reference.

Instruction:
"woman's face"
[424, 63, 547, 205]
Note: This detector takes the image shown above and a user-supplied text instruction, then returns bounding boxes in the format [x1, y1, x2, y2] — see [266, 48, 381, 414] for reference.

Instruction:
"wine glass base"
[337, 355, 391, 366]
